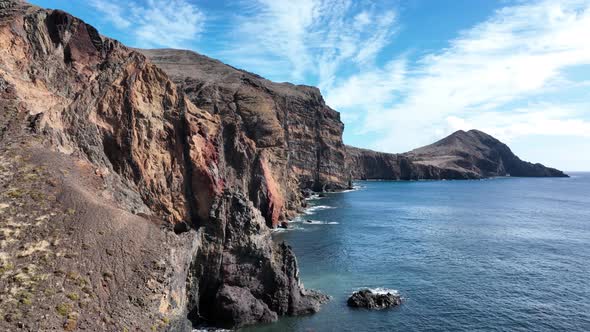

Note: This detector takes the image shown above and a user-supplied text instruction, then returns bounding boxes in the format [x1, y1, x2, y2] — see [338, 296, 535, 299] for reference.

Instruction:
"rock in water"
[347, 289, 402, 309]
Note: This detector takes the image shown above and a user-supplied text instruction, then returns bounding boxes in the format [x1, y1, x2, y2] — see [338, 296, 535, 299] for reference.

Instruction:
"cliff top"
[139, 48, 323, 100]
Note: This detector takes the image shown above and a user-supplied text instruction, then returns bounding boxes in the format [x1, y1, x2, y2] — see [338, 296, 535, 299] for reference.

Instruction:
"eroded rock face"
[139, 49, 349, 226]
[346, 130, 568, 180]
[0, 2, 567, 330]
[0, 2, 326, 330]
[347, 289, 402, 309]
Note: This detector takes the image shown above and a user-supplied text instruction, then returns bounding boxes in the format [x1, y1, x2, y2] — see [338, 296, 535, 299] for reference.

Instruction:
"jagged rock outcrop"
[0, 2, 326, 331]
[346, 130, 568, 180]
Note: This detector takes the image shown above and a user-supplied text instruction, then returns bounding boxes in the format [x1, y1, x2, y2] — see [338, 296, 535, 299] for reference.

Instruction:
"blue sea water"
[244, 173, 590, 332]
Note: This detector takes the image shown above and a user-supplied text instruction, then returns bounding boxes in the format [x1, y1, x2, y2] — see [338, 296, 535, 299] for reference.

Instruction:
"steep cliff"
[0, 1, 568, 331]
[346, 130, 568, 180]
[0, 2, 325, 331]
[137, 50, 567, 184]
[139, 49, 348, 225]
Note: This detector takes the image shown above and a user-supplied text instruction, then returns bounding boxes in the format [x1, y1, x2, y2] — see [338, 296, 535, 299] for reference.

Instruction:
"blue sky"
[30, 0, 590, 171]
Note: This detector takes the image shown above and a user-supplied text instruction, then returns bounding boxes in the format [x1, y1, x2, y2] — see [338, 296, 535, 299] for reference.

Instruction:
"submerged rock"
[347, 289, 402, 309]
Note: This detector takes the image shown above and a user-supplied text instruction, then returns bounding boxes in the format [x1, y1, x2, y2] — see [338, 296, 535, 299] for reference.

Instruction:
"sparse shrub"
[66, 292, 79, 301]
[66, 271, 80, 281]
[5, 188, 25, 199]
[0, 262, 14, 275]
[23, 173, 39, 181]
[56, 302, 72, 316]
[43, 288, 56, 296]
[77, 277, 88, 287]
[29, 191, 44, 201]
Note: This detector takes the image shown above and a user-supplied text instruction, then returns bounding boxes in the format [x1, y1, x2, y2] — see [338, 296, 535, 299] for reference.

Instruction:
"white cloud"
[88, 0, 130, 29]
[89, 0, 205, 49]
[444, 104, 590, 143]
[325, 57, 407, 110]
[223, 0, 397, 83]
[357, 0, 590, 153]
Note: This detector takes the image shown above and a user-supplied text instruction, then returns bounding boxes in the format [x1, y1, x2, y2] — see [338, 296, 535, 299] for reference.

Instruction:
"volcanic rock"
[347, 289, 402, 309]
[0, 2, 328, 330]
[346, 130, 568, 180]
[0, 1, 567, 331]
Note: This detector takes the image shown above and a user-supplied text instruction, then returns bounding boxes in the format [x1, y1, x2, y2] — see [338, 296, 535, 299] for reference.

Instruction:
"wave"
[303, 220, 339, 225]
[354, 287, 399, 295]
[332, 185, 363, 194]
[304, 205, 335, 214]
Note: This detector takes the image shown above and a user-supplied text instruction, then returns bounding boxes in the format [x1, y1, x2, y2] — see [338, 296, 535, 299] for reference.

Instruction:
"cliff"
[0, 1, 568, 331]
[139, 49, 348, 213]
[0, 2, 326, 331]
[346, 130, 568, 180]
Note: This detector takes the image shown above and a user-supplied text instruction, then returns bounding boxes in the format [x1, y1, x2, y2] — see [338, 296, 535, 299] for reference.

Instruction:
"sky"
[29, 0, 590, 171]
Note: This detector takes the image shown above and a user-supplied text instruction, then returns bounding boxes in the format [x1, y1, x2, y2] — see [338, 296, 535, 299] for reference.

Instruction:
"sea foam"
[304, 205, 335, 214]
[355, 287, 400, 295]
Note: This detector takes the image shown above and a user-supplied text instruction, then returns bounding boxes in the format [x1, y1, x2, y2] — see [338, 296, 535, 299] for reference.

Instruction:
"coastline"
[258, 175, 589, 331]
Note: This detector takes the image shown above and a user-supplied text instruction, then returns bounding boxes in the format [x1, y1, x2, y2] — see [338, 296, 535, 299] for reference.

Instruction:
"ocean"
[243, 173, 590, 331]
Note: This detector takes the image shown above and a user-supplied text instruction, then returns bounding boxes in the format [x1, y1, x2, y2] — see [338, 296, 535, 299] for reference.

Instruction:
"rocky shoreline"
[0, 1, 568, 331]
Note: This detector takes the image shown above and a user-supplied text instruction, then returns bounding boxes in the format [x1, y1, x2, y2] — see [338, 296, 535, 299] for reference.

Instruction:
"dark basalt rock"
[347, 289, 402, 309]
[214, 285, 278, 328]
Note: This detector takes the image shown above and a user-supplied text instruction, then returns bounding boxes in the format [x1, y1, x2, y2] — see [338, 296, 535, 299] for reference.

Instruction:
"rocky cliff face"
[0, 1, 568, 331]
[0, 2, 326, 330]
[346, 130, 568, 180]
[139, 49, 348, 225]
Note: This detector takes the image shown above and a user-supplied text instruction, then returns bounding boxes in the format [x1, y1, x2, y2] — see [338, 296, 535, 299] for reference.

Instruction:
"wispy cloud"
[89, 0, 205, 49]
[355, 0, 590, 152]
[222, 0, 397, 84]
[444, 104, 590, 142]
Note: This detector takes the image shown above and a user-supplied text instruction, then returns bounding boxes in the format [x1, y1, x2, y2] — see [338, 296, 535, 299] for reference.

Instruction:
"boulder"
[347, 289, 401, 309]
